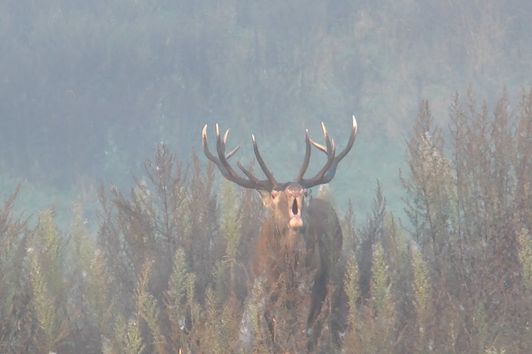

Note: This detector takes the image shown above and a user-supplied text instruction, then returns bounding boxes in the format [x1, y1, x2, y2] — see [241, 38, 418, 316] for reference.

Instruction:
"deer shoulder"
[307, 196, 343, 274]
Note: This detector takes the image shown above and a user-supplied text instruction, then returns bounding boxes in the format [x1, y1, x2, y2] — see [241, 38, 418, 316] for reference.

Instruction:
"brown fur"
[251, 187, 343, 351]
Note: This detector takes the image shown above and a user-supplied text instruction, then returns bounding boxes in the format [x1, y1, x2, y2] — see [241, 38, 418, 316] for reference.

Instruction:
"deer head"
[201, 117, 357, 237]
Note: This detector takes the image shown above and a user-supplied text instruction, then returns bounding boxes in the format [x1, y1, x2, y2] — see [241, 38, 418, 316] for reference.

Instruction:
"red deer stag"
[202, 117, 357, 352]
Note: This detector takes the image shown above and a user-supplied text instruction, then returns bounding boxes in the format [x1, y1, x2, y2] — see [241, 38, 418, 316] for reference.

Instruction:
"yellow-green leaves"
[29, 209, 69, 352]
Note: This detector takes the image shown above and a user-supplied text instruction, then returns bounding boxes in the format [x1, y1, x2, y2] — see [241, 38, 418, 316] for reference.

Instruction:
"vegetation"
[0, 90, 530, 353]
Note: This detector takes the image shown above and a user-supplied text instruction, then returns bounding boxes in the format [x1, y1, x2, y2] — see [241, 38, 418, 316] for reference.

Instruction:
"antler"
[202, 116, 357, 191]
[296, 116, 358, 188]
[202, 124, 279, 191]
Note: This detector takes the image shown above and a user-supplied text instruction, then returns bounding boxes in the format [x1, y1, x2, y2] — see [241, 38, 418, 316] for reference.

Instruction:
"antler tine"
[298, 122, 336, 185]
[202, 125, 222, 167]
[296, 129, 312, 181]
[299, 116, 357, 188]
[317, 116, 357, 182]
[215, 125, 227, 156]
[251, 134, 278, 188]
[309, 121, 333, 153]
[222, 126, 241, 159]
[203, 124, 238, 181]
[309, 138, 327, 153]
[317, 121, 337, 174]
[202, 124, 273, 190]
[321, 121, 327, 136]
[237, 161, 260, 183]
[223, 128, 230, 144]
[335, 115, 357, 161]
[321, 116, 357, 183]
[312, 130, 337, 181]
[226, 145, 240, 159]
[216, 126, 253, 184]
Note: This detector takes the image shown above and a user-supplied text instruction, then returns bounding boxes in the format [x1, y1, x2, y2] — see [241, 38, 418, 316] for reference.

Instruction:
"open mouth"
[291, 198, 298, 215]
[289, 198, 303, 229]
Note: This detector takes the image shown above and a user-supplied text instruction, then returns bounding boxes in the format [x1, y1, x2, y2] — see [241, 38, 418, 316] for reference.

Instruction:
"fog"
[0, 1, 531, 353]
[1, 0, 530, 216]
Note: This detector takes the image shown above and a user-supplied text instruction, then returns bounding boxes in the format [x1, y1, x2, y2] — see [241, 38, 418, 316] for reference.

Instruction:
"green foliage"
[401, 91, 532, 353]
[29, 250, 65, 351]
[0, 90, 531, 353]
[165, 248, 188, 339]
[0, 188, 33, 353]
[106, 315, 145, 354]
[343, 256, 361, 351]
[135, 259, 166, 354]
[410, 245, 429, 350]
[370, 243, 394, 320]
[203, 286, 240, 354]
[215, 181, 243, 300]
[29, 210, 70, 352]
[411, 247, 428, 322]
[220, 182, 241, 267]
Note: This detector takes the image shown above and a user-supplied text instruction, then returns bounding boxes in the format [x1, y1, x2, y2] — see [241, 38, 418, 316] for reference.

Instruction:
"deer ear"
[257, 191, 270, 207]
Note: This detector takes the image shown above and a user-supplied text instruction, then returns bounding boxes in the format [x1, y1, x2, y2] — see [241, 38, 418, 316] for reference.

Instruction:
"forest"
[1, 0, 531, 215]
[0, 92, 530, 353]
[0, 0, 531, 353]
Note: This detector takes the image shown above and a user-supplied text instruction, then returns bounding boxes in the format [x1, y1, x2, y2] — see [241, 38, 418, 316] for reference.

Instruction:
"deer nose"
[289, 215, 303, 229]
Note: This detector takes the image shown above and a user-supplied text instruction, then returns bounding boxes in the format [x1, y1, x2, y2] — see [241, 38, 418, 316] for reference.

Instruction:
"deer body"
[202, 117, 357, 352]
[253, 194, 342, 293]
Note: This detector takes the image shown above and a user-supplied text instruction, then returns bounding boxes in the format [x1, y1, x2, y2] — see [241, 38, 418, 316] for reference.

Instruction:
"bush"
[0, 90, 530, 353]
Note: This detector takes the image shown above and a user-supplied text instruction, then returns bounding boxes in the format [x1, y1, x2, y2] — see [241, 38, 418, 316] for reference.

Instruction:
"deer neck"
[266, 212, 306, 256]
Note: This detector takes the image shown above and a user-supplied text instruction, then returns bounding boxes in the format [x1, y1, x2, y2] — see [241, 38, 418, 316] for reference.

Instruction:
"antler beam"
[202, 124, 278, 191]
[297, 116, 357, 188]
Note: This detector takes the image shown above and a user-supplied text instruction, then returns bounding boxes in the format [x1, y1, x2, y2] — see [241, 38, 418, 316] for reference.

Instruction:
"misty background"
[1, 0, 531, 219]
[1, 2, 531, 353]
